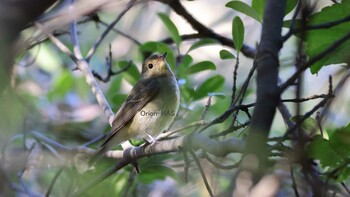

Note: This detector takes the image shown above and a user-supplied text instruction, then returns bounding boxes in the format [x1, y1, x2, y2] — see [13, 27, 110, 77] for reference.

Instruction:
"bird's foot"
[142, 134, 157, 150]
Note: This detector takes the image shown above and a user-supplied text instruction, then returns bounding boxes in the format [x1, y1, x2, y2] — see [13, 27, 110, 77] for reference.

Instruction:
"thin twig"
[290, 165, 300, 197]
[35, 23, 77, 62]
[210, 121, 250, 138]
[280, 31, 350, 93]
[77, 60, 115, 125]
[70, 0, 83, 60]
[283, 0, 302, 41]
[181, 147, 190, 182]
[82, 134, 106, 147]
[188, 149, 214, 197]
[201, 96, 212, 120]
[86, 0, 137, 61]
[203, 152, 240, 170]
[156, 0, 256, 58]
[281, 94, 331, 102]
[284, 14, 350, 41]
[96, 18, 141, 45]
[45, 168, 64, 197]
[198, 63, 258, 133]
[278, 78, 333, 144]
[231, 56, 240, 104]
[92, 60, 133, 82]
[31, 131, 70, 151]
[341, 182, 350, 196]
[157, 120, 208, 139]
[18, 143, 36, 197]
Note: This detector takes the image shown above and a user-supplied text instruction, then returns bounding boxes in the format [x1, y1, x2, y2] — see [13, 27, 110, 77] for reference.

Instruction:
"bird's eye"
[148, 63, 153, 69]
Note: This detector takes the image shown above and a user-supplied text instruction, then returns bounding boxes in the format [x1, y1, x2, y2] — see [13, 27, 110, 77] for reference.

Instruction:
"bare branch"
[77, 60, 115, 125]
[155, 0, 256, 58]
[35, 23, 77, 61]
[280, 31, 350, 93]
[203, 152, 240, 170]
[45, 168, 63, 197]
[189, 149, 214, 197]
[85, 0, 137, 61]
[284, 14, 350, 41]
[72, 133, 244, 195]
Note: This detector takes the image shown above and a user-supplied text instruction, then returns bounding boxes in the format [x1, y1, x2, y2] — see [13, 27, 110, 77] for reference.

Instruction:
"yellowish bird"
[89, 52, 180, 164]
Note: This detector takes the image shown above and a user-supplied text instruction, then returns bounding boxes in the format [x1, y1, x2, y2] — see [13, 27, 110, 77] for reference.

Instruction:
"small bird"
[89, 52, 180, 164]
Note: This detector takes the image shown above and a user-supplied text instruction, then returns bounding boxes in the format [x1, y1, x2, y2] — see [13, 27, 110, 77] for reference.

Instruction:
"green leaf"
[226, 1, 262, 23]
[181, 85, 195, 103]
[106, 76, 122, 98]
[208, 92, 227, 99]
[329, 124, 350, 159]
[232, 16, 245, 53]
[186, 61, 216, 74]
[194, 75, 225, 100]
[117, 61, 140, 85]
[137, 156, 177, 184]
[285, 0, 298, 15]
[307, 136, 343, 167]
[158, 13, 181, 47]
[187, 38, 218, 52]
[290, 116, 326, 138]
[251, 0, 265, 20]
[219, 49, 236, 60]
[48, 70, 74, 100]
[297, 1, 350, 74]
[178, 54, 193, 77]
[140, 41, 176, 69]
[137, 165, 177, 184]
[110, 94, 127, 107]
[219, 49, 236, 59]
[307, 123, 350, 181]
[252, 0, 298, 20]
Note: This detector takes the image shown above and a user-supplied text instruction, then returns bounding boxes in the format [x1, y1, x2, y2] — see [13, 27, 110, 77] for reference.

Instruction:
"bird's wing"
[101, 77, 160, 147]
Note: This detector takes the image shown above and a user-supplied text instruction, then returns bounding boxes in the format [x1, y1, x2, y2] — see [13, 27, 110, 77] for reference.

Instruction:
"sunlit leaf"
[117, 61, 140, 85]
[226, 1, 262, 23]
[232, 16, 245, 53]
[137, 165, 177, 184]
[111, 94, 127, 107]
[158, 13, 181, 47]
[252, 0, 298, 19]
[290, 1, 350, 74]
[290, 116, 326, 139]
[307, 136, 342, 167]
[219, 49, 236, 59]
[48, 70, 74, 100]
[187, 38, 218, 52]
[178, 54, 193, 77]
[208, 92, 227, 99]
[194, 75, 225, 100]
[187, 61, 216, 74]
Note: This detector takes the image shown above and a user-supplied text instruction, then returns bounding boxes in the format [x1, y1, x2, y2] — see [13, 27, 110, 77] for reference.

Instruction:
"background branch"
[241, 0, 286, 181]
[156, 0, 256, 58]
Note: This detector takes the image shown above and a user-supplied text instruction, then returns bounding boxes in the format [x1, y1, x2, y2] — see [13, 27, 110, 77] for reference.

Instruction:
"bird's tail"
[88, 146, 106, 167]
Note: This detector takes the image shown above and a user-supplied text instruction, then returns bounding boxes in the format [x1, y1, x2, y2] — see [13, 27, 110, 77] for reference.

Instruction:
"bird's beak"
[161, 52, 167, 59]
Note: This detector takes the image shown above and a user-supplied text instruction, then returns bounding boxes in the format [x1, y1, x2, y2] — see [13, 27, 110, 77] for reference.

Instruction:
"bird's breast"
[128, 75, 180, 138]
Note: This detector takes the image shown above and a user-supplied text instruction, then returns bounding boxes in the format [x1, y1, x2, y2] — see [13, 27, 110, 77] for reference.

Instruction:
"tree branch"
[72, 133, 244, 195]
[284, 14, 350, 41]
[155, 0, 256, 58]
[280, 30, 350, 93]
[242, 0, 286, 181]
[85, 0, 137, 61]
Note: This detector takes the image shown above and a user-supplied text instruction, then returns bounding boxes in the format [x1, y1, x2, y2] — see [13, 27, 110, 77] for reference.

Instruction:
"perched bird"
[89, 52, 180, 164]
